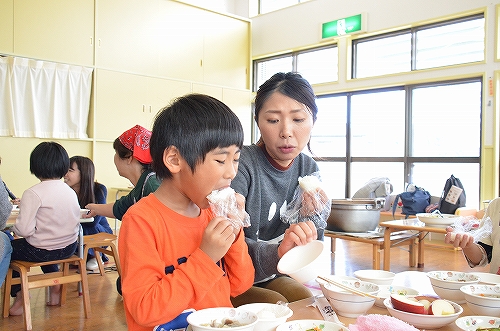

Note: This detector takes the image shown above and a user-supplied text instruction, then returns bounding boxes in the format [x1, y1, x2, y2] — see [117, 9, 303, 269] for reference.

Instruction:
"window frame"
[351, 13, 485, 79]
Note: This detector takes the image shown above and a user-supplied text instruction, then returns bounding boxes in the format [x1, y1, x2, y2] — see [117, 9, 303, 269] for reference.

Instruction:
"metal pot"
[327, 198, 385, 232]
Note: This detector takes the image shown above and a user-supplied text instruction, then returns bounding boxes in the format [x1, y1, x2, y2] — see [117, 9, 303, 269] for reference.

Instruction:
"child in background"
[0, 157, 20, 205]
[0, 158, 13, 287]
[85, 125, 160, 220]
[85, 124, 161, 294]
[8, 142, 80, 316]
[64, 156, 113, 271]
[119, 94, 255, 331]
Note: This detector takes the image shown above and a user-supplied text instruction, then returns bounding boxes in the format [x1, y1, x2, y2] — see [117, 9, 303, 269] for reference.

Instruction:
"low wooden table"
[287, 271, 470, 331]
[380, 219, 448, 271]
[324, 230, 418, 270]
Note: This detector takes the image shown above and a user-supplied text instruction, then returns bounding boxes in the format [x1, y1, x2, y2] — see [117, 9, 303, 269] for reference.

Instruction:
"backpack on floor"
[438, 174, 466, 215]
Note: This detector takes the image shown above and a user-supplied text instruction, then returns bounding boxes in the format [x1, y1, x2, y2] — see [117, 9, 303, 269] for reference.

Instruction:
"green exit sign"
[322, 14, 366, 39]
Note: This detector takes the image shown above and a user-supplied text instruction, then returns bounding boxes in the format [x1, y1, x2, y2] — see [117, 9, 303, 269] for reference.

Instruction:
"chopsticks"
[317, 276, 379, 299]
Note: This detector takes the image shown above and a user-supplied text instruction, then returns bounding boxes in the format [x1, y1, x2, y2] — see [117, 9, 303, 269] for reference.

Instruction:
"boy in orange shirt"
[118, 94, 255, 331]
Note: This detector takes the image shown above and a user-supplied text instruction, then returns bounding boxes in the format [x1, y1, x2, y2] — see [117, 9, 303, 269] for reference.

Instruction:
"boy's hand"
[278, 220, 317, 258]
[200, 216, 236, 262]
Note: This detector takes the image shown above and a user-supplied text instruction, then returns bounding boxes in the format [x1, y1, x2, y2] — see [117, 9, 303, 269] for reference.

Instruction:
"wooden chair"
[2, 255, 91, 330]
[83, 233, 121, 277]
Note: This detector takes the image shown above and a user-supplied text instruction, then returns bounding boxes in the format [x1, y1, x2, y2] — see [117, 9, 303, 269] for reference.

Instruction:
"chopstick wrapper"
[309, 296, 344, 325]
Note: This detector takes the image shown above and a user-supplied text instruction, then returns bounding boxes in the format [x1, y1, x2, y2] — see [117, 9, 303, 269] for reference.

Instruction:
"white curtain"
[0, 56, 92, 138]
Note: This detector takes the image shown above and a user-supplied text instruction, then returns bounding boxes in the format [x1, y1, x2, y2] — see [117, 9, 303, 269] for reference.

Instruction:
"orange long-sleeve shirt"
[119, 194, 255, 331]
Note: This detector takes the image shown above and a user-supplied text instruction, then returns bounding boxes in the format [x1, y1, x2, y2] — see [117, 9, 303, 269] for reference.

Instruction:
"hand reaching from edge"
[278, 220, 317, 258]
[200, 216, 236, 262]
[444, 226, 474, 249]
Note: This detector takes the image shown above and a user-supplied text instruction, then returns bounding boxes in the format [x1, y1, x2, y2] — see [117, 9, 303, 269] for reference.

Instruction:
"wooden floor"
[0, 237, 489, 331]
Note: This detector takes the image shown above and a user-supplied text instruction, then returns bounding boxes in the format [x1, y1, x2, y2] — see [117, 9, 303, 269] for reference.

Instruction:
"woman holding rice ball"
[230, 72, 330, 306]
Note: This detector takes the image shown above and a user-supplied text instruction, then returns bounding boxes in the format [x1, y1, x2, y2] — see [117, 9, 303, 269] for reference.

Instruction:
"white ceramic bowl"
[276, 319, 349, 331]
[277, 240, 325, 284]
[416, 213, 459, 227]
[321, 279, 379, 318]
[384, 297, 463, 329]
[427, 271, 479, 304]
[239, 303, 293, 331]
[470, 272, 500, 285]
[374, 285, 419, 308]
[353, 269, 396, 285]
[455, 315, 500, 330]
[187, 307, 258, 331]
[460, 284, 500, 316]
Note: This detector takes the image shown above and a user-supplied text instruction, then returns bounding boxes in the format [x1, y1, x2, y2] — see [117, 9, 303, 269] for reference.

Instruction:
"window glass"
[297, 47, 338, 84]
[350, 162, 405, 196]
[416, 17, 485, 70]
[411, 81, 481, 157]
[351, 90, 406, 157]
[354, 33, 411, 78]
[255, 56, 292, 90]
[316, 161, 346, 199]
[412, 163, 480, 210]
[310, 96, 347, 157]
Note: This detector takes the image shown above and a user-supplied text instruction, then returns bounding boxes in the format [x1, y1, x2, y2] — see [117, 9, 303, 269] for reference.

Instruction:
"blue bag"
[392, 186, 431, 218]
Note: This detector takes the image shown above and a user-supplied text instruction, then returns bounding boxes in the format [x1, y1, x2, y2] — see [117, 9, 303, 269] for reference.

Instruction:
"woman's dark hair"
[30, 141, 70, 179]
[150, 93, 244, 180]
[254, 72, 318, 123]
[69, 156, 101, 208]
[113, 137, 152, 170]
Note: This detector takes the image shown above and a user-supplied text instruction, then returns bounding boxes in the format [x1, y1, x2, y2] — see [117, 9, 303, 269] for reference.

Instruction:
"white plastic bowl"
[384, 297, 463, 329]
[187, 307, 258, 331]
[460, 284, 500, 316]
[239, 303, 293, 331]
[277, 240, 325, 284]
[353, 269, 395, 285]
[374, 285, 419, 308]
[427, 271, 479, 304]
[321, 279, 379, 318]
[416, 213, 459, 227]
[276, 319, 349, 331]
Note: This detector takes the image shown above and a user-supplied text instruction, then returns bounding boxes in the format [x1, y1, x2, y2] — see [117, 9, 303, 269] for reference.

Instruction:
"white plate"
[416, 213, 458, 227]
[276, 319, 349, 331]
[455, 315, 500, 330]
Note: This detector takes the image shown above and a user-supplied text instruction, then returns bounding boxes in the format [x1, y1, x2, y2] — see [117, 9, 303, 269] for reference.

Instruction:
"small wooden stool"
[83, 233, 121, 277]
[2, 255, 91, 330]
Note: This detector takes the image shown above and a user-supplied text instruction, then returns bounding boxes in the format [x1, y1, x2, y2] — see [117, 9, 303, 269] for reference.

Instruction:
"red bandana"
[118, 125, 153, 164]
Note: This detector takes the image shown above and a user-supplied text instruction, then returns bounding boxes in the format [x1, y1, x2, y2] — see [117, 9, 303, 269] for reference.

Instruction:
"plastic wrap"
[280, 171, 330, 230]
[449, 216, 492, 243]
[207, 187, 251, 230]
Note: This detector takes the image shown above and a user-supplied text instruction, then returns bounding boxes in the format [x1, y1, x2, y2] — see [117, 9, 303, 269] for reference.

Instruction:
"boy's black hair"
[150, 93, 244, 180]
[29, 141, 70, 179]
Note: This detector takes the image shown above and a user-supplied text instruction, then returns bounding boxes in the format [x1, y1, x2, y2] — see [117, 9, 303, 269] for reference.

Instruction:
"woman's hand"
[278, 220, 317, 258]
[300, 188, 329, 216]
[200, 216, 236, 262]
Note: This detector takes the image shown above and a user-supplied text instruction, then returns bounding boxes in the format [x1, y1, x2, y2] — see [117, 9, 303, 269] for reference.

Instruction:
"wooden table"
[287, 271, 470, 331]
[324, 230, 418, 270]
[380, 219, 448, 271]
